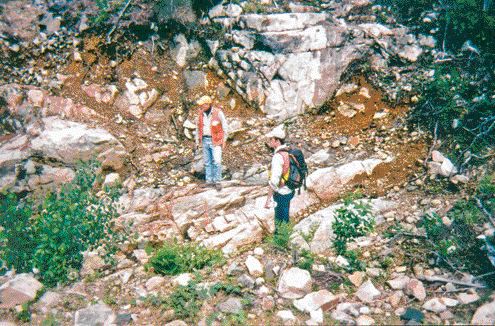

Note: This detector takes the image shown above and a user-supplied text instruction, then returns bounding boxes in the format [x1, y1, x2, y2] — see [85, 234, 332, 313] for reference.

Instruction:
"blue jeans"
[273, 191, 294, 225]
[202, 136, 222, 183]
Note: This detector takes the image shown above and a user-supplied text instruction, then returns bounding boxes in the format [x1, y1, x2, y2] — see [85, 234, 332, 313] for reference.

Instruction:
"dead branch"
[424, 121, 439, 167]
[417, 275, 486, 289]
[474, 196, 495, 228]
[106, 0, 134, 44]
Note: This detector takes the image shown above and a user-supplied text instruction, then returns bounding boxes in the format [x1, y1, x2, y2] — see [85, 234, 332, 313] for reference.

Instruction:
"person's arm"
[269, 153, 283, 192]
[265, 154, 283, 208]
[195, 112, 200, 150]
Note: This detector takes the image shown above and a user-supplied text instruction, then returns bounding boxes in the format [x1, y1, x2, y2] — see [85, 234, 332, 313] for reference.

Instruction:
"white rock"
[27, 89, 45, 107]
[307, 308, 323, 325]
[277, 268, 313, 299]
[335, 255, 350, 267]
[225, 4, 242, 17]
[423, 298, 447, 313]
[183, 119, 195, 129]
[245, 255, 264, 277]
[405, 279, 426, 301]
[208, 4, 225, 18]
[293, 290, 335, 313]
[103, 173, 121, 187]
[308, 149, 330, 165]
[356, 280, 381, 303]
[173, 273, 192, 287]
[387, 276, 411, 290]
[145, 276, 166, 291]
[74, 304, 116, 326]
[450, 174, 469, 184]
[457, 292, 479, 305]
[471, 300, 495, 325]
[440, 158, 457, 177]
[356, 315, 375, 325]
[277, 310, 297, 325]
[254, 247, 264, 256]
[398, 45, 423, 62]
[432, 150, 445, 163]
[442, 297, 459, 307]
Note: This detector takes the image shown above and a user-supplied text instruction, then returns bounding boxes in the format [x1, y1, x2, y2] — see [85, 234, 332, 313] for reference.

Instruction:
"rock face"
[277, 267, 312, 299]
[206, 6, 427, 119]
[471, 300, 495, 325]
[0, 274, 44, 309]
[0, 85, 127, 193]
[0, 116, 126, 193]
[31, 117, 124, 164]
[142, 155, 391, 254]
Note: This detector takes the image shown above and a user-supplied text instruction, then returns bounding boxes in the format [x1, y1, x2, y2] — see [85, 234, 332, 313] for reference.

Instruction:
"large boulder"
[471, 300, 495, 325]
[30, 117, 126, 167]
[277, 267, 312, 299]
[0, 274, 43, 309]
[74, 304, 116, 326]
[0, 116, 126, 193]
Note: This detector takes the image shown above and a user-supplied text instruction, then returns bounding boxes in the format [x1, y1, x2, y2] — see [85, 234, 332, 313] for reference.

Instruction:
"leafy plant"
[297, 249, 315, 271]
[0, 160, 124, 287]
[332, 198, 375, 255]
[165, 279, 243, 322]
[148, 241, 225, 276]
[167, 281, 209, 320]
[266, 221, 294, 252]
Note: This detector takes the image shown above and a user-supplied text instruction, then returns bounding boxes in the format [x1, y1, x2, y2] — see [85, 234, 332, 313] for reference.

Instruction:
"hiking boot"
[201, 181, 214, 188]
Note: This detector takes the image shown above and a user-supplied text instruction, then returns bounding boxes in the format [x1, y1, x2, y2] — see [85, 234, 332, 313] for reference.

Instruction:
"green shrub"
[149, 241, 225, 276]
[332, 198, 375, 255]
[0, 160, 123, 287]
[164, 280, 243, 322]
[167, 281, 209, 320]
[266, 221, 294, 252]
[421, 211, 493, 272]
[421, 188, 495, 287]
[296, 249, 315, 271]
[378, 0, 495, 52]
[410, 63, 495, 159]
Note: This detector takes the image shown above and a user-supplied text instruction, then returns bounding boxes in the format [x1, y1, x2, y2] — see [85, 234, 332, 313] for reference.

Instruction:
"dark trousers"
[273, 191, 294, 225]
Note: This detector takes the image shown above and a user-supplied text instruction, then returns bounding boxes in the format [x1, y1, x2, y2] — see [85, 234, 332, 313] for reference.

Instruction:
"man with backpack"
[195, 95, 228, 190]
[264, 126, 307, 230]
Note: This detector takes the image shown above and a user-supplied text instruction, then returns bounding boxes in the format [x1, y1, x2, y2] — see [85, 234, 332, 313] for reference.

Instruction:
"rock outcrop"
[205, 2, 429, 119]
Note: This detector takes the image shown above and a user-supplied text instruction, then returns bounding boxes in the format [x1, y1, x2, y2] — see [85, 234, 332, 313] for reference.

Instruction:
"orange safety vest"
[198, 106, 225, 146]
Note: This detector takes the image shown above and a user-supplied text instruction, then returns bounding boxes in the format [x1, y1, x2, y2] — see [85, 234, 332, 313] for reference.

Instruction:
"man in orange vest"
[195, 96, 228, 190]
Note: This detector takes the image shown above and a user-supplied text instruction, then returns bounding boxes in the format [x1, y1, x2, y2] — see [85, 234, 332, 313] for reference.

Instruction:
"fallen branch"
[106, 0, 133, 44]
[417, 275, 486, 289]
[424, 120, 438, 167]
[474, 196, 495, 228]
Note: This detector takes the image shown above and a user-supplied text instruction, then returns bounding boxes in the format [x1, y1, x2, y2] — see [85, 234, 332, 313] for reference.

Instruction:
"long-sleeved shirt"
[269, 145, 292, 195]
[195, 109, 228, 146]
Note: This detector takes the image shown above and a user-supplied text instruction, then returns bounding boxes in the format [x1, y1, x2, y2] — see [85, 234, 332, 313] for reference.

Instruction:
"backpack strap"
[278, 150, 290, 187]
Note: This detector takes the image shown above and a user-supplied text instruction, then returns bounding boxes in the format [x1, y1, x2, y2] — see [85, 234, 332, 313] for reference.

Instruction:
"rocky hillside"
[1, 0, 494, 325]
